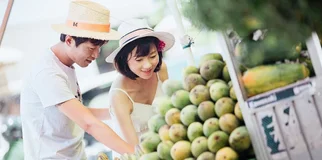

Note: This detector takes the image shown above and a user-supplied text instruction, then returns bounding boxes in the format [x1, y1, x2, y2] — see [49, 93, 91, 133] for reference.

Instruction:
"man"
[20, 1, 136, 159]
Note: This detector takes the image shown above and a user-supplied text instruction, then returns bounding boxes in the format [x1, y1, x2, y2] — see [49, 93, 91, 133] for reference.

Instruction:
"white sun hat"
[52, 0, 120, 40]
[105, 18, 175, 63]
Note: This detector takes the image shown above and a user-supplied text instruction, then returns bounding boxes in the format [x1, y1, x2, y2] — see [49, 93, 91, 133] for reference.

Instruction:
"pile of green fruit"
[136, 53, 254, 160]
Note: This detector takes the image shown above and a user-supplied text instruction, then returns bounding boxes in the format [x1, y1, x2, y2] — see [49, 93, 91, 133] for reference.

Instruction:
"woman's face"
[127, 43, 160, 79]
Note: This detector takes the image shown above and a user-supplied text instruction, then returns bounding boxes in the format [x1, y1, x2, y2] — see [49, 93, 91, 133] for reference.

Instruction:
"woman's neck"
[123, 73, 156, 89]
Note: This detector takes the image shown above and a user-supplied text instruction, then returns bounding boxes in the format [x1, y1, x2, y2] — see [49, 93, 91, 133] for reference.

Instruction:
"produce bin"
[219, 31, 322, 160]
[115, 0, 322, 159]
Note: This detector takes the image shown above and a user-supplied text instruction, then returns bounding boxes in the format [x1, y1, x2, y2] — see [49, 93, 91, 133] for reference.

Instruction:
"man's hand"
[119, 145, 144, 160]
[57, 98, 134, 154]
[97, 152, 109, 160]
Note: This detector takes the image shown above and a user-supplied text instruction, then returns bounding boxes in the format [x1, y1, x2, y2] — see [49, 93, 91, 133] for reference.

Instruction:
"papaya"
[243, 63, 310, 97]
[235, 31, 301, 68]
[305, 60, 315, 77]
[235, 39, 265, 68]
[299, 57, 315, 77]
[262, 32, 301, 61]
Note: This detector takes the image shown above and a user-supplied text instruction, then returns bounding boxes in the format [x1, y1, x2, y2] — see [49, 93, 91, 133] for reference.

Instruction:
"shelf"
[246, 78, 315, 109]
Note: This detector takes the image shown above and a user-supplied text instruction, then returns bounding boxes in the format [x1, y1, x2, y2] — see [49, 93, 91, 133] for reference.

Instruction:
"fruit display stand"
[218, 31, 322, 160]
[115, 1, 322, 160]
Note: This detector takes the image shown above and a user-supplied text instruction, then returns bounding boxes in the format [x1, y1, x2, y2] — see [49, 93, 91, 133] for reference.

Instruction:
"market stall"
[114, 0, 322, 159]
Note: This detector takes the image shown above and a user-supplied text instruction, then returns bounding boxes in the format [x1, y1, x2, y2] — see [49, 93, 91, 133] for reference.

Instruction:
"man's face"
[66, 36, 104, 68]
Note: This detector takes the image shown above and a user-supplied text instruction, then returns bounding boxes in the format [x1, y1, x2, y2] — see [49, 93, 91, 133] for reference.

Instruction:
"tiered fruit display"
[234, 30, 311, 97]
[180, 0, 322, 45]
[178, 0, 318, 98]
[137, 53, 254, 160]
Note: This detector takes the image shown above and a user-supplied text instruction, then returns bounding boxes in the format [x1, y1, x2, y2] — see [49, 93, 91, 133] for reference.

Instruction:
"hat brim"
[105, 31, 175, 63]
[52, 24, 121, 40]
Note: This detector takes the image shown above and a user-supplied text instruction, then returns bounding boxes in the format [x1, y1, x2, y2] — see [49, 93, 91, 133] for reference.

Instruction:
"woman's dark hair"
[114, 36, 163, 80]
[60, 34, 106, 47]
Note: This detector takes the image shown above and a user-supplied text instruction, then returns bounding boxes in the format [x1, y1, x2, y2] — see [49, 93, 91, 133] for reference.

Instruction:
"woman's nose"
[143, 60, 152, 69]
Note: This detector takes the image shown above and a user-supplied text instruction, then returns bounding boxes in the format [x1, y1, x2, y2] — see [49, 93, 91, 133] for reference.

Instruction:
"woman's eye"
[135, 59, 142, 62]
[150, 55, 156, 58]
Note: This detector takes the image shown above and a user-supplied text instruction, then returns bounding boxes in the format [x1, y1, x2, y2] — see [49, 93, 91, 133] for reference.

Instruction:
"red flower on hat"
[157, 40, 166, 52]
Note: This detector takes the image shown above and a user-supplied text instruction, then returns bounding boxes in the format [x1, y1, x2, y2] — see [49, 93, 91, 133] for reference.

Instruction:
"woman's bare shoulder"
[110, 74, 126, 88]
[109, 76, 134, 113]
[158, 61, 168, 82]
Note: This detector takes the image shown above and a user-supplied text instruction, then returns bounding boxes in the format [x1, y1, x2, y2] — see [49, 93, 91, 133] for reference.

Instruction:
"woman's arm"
[109, 90, 140, 146]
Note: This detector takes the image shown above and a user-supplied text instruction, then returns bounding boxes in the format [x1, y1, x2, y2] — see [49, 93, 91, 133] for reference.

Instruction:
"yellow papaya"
[243, 63, 310, 97]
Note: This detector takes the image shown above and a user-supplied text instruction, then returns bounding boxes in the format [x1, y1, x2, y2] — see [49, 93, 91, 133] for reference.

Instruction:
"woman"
[105, 19, 175, 158]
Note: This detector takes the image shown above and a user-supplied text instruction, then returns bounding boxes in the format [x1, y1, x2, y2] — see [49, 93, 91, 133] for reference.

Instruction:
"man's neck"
[51, 43, 74, 67]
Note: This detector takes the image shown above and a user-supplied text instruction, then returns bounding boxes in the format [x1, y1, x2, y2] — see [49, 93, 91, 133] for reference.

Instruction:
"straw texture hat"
[105, 18, 175, 63]
[52, 0, 120, 40]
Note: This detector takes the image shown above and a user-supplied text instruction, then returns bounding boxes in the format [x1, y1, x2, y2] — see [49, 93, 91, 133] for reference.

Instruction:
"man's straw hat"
[52, 0, 120, 40]
[105, 18, 175, 63]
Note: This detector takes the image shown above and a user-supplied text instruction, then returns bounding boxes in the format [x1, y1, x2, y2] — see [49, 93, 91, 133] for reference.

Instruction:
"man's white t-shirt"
[20, 49, 86, 160]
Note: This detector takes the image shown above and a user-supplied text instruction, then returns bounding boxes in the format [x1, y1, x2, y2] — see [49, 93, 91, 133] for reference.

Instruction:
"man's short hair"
[60, 34, 106, 47]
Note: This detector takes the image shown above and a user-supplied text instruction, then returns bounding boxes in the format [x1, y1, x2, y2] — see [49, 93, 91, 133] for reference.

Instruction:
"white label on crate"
[293, 83, 312, 95]
[247, 80, 313, 109]
[256, 109, 288, 160]
[249, 95, 277, 108]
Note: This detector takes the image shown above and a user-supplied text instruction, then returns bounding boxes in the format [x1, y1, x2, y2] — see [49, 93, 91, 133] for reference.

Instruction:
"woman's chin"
[139, 71, 153, 79]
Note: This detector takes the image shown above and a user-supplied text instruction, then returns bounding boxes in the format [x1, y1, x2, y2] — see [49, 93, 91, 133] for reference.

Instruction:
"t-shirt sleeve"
[32, 68, 76, 107]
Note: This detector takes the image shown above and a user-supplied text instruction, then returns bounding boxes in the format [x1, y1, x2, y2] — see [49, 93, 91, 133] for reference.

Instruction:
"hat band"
[119, 28, 153, 46]
[66, 20, 110, 32]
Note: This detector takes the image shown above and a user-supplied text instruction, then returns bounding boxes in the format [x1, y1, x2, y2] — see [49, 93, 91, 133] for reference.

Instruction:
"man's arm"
[57, 98, 134, 154]
[32, 69, 133, 154]
[88, 108, 111, 120]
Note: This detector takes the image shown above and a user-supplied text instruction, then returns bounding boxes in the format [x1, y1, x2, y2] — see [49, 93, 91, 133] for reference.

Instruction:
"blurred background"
[0, 0, 225, 159]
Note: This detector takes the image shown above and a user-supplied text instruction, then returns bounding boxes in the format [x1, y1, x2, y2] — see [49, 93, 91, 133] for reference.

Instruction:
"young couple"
[20, 0, 175, 159]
